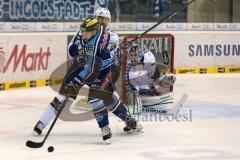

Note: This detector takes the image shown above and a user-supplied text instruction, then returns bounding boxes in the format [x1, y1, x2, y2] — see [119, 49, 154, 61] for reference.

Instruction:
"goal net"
[116, 34, 175, 106]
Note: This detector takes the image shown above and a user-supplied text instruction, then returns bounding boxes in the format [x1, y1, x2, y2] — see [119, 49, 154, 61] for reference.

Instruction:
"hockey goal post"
[117, 34, 175, 103]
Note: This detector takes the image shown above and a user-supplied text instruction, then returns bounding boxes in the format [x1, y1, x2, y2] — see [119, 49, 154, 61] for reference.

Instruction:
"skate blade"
[103, 139, 112, 145]
[127, 125, 143, 134]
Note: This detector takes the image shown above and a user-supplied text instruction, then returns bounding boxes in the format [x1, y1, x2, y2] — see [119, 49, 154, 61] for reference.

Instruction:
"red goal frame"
[120, 34, 175, 102]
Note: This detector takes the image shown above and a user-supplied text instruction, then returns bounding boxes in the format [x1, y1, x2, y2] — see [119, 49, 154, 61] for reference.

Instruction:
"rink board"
[175, 65, 240, 74]
[0, 34, 67, 90]
[0, 78, 63, 90]
[0, 32, 240, 91]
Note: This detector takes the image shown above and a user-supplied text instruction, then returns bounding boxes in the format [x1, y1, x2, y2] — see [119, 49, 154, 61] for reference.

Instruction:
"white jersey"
[107, 29, 119, 52]
[128, 64, 154, 91]
[106, 28, 120, 66]
[140, 50, 156, 81]
[128, 50, 156, 91]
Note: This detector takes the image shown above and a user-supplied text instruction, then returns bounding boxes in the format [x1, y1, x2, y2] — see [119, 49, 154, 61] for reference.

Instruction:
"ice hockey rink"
[0, 74, 240, 160]
[1, 0, 240, 159]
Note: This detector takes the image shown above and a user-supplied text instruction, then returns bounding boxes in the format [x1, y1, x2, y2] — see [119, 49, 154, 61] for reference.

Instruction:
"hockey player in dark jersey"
[33, 17, 142, 144]
[67, 17, 143, 142]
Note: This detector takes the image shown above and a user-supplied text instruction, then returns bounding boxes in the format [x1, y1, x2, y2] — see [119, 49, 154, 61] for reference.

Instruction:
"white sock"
[39, 94, 66, 126]
[39, 104, 57, 126]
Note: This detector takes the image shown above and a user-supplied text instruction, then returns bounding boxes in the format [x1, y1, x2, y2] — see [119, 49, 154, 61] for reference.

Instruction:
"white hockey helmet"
[94, 7, 111, 20]
[142, 51, 156, 64]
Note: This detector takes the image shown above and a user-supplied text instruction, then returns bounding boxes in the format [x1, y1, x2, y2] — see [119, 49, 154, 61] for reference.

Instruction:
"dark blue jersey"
[67, 26, 114, 83]
[68, 30, 86, 58]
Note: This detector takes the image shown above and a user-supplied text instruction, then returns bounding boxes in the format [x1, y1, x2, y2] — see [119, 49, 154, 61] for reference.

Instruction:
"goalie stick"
[174, 93, 188, 111]
[163, 93, 188, 114]
[129, 0, 197, 44]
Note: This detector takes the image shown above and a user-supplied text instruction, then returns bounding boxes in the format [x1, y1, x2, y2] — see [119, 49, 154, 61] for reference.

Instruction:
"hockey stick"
[129, 0, 197, 44]
[26, 97, 69, 148]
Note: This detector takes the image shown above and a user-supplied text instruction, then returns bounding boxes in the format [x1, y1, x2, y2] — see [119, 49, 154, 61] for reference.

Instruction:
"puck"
[48, 146, 54, 152]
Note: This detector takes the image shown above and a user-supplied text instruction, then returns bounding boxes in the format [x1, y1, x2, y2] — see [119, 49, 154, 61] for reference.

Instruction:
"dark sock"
[112, 103, 129, 121]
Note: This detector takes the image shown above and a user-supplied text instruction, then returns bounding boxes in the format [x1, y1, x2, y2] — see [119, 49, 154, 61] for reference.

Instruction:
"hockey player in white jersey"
[94, 7, 121, 70]
[91, 7, 142, 136]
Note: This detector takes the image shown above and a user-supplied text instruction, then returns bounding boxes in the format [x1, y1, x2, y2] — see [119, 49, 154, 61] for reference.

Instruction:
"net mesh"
[118, 34, 175, 106]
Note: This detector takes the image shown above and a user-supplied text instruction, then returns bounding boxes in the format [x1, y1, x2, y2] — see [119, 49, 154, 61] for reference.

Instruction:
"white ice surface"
[0, 74, 240, 160]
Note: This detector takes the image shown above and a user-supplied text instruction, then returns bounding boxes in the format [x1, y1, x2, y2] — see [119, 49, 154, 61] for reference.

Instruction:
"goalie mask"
[129, 45, 141, 63]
